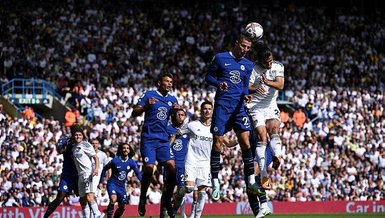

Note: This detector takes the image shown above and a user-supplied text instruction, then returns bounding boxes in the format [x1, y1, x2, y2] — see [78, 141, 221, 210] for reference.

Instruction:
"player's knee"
[198, 191, 207, 200]
[118, 204, 125, 210]
[185, 186, 195, 194]
[270, 134, 280, 140]
[256, 142, 267, 147]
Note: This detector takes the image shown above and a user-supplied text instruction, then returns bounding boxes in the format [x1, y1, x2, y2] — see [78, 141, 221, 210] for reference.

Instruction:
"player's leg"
[233, 109, 263, 193]
[138, 140, 157, 216]
[77, 177, 92, 218]
[253, 125, 271, 190]
[44, 175, 75, 218]
[266, 118, 282, 170]
[236, 129, 264, 193]
[172, 166, 187, 215]
[106, 184, 118, 218]
[189, 188, 198, 218]
[210, 104, 230, 201]
[87, 192, 102, 217]
[210, 134, 223, 201]
[193, 167, 211, 218]
[43, 190, 67, 218]
[158, 141, 176, 218]
[113, 203, 126, 218]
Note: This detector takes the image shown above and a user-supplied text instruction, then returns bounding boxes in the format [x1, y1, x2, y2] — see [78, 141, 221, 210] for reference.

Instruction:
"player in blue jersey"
[167, 109, 189, 217]
[205, 33, 261, 200]
[103, 143, 142, 218]
[43, 136, 78, 218]
[132, 72, 180, 217]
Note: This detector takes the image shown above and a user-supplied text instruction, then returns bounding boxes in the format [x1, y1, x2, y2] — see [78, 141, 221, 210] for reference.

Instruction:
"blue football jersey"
[205, 52, 253, 103]
[104, 156, 142, 188]
[167, 124, 189, 167]
[137, 90, 178, 141]
[61, 140, 78, 177]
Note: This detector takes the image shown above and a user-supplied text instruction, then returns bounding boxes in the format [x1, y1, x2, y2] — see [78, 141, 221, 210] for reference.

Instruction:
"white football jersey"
[179, 120, 212, 167]
[72, 140, 96, 179]
[247, 61, 284, 109]
[93, 150, 109, 178]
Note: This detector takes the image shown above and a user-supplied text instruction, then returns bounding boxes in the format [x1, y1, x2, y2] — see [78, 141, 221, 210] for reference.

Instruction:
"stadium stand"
[0, 0, 384, 207]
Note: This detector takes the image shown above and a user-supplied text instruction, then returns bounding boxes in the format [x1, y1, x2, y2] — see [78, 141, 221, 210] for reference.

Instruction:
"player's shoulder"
[272, 60, 284, 70]
[144, 89, 157, 96]
[215, 51, 229, 58]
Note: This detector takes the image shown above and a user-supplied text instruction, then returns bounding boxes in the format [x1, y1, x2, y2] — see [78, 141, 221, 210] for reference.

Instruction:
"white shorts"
[78, 174, 97, 197]
[248, 105, 280, 128]
[92, 174, 102, 194]
[185, 165, 212, 187]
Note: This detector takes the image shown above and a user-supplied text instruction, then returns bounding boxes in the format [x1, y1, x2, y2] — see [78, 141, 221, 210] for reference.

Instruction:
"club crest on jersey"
[168, 101, 172, 106]
[240, 65, 245, 70]
[127, 166, 131, 170]
[229, 70, 241, 84]
[213, 127, 218, 132]
[144, 157, 149, 163]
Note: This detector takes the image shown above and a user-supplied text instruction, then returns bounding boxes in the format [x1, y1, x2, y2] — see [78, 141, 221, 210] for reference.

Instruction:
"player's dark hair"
[254, 43, 272, 62]
[200, 100, 213, 111]
[157, 72, 174, 84]
[70, 124, 83, 136]
[117, 143, 135, 158]
[171, 108, 186, 126]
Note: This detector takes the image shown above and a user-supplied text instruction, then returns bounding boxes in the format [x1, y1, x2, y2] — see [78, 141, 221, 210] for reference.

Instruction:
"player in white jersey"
[71, 125, 104, 218]
[173, 101, 213, 218]
[91, 138, 109, 197]
[247, 44, 284, 191]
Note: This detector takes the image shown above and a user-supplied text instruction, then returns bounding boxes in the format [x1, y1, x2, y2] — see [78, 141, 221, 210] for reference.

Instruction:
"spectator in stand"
[22, 106, 35, 121]
[292, 107, 307, 129]
[64, 108, 78, 127]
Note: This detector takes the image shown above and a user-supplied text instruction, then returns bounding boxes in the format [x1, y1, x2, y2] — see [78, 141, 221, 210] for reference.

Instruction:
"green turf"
[123, 213, 384, 218]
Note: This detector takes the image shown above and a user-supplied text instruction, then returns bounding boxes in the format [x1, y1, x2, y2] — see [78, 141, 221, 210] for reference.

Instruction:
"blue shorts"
[58, 174, 78, 195]
[211, 103, 252, 136]
[141, 139, 174, 164]
[107, 183, 128, 204]
[265, 146, 273, 167]
[175, 165, 185, 187]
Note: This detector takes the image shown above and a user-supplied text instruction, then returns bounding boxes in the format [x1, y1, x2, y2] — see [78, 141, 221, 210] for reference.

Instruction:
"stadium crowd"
[0, 0, 384, 208]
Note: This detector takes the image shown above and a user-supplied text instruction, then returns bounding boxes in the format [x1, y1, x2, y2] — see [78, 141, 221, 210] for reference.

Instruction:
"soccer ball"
[245, 22, 263, 41]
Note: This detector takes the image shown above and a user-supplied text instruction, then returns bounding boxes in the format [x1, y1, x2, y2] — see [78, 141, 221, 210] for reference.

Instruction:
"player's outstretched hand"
[218, 81, 228, 91]
[244, 95, 252, 103]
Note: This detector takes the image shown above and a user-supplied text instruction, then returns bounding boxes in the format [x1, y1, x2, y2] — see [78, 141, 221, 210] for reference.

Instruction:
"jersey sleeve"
[178, 123, 191, 136]
[249, 68, 257, 86]
[273, 61, 284, 77]
[102, 152, 109, 166]
[205, 55, 220, 87]
[130, 159, 142, 181]
[83, 141, 96, 157]
[136, 91, 149, 107]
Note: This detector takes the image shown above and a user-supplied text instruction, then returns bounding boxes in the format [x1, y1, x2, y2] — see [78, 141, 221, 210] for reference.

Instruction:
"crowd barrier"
[1, 200, 384, 217]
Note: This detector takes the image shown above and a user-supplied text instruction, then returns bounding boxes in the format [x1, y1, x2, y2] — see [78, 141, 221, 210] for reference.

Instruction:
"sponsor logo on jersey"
[173, 139, 183, 151]
[229, 70, 241, 84]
